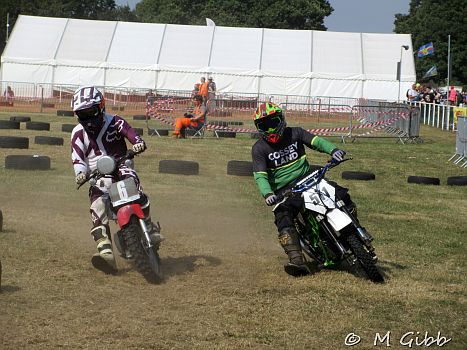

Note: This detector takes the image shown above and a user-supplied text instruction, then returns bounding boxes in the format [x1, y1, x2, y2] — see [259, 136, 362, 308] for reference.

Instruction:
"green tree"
[136, 0, 332, 30]
[395, 0, 466, 87]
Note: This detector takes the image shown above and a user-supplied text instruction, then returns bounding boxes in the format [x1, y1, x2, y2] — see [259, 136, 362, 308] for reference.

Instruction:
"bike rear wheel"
[346, 233, 384, 283]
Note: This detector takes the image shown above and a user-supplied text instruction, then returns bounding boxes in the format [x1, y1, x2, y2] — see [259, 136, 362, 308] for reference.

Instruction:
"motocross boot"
[90, 225, 117, 274]
[278, 227, 310, 277]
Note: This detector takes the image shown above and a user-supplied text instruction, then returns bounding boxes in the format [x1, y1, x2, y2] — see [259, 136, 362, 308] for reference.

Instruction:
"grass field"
[0, 112, 466, 349]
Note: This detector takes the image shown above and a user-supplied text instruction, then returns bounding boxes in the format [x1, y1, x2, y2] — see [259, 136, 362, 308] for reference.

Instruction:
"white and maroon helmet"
[71, 86, 106, 132]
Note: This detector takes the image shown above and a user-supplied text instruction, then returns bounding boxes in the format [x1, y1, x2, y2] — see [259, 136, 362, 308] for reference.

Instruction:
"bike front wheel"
[123, 218, 163, 283]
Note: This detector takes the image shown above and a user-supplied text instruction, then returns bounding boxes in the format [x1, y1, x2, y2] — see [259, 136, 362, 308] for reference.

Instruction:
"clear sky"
[115, 0, 410, 34]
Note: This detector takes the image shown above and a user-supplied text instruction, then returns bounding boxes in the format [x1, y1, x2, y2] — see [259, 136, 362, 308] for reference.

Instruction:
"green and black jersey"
[252, 127, 336, 197]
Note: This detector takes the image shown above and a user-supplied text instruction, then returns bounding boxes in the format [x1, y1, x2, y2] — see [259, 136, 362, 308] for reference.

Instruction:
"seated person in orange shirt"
[173, 94, 206, 138]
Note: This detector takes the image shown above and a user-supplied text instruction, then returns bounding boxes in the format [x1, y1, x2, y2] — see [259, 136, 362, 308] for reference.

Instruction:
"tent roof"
[1, 15, 416, 100]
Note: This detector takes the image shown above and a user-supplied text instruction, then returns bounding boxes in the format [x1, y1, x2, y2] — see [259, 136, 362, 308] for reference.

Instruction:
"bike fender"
[117, 204, 145, 228]
[326, 208, 352, 232]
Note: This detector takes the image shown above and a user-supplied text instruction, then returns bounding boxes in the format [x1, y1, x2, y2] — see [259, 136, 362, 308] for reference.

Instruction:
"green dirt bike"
[274, 158, 384, 283]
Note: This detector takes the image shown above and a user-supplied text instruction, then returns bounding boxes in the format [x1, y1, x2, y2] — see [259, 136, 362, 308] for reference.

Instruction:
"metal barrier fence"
[448, 116, 467, 167]
[146, 99, 416, 143]
[0, 80, 373, 116]
[350, 103, 418, 143]
[0, 80, 418, 143]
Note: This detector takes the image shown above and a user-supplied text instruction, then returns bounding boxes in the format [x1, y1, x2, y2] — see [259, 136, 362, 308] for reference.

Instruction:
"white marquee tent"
[1, 15, 416, 101]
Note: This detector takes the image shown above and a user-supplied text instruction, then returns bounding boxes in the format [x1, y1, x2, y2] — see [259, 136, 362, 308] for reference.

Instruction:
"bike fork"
[138, 219, 154, 248]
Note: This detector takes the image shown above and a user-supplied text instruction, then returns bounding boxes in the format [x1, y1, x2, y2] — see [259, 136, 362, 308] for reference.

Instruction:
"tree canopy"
[394, 0, 466, 87]
[135, 0, 333, 30]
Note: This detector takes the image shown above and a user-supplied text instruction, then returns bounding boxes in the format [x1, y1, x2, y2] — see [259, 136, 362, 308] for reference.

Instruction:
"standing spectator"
[422, 86, 435, 104]
[455, 89, 463, 106]
[448, 86, 457, 106]
[3, 86, 14, 103]
[145, 89, 156, 107]
[433, 88, 442, 104]
[406, 83, 418, 104]
[207, 76, 216, 112]
[199, 77, 209, 104]
[191, 83, 200, 98]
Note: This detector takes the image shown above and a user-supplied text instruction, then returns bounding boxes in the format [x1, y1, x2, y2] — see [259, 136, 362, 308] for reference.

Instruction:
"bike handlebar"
[76, 149, 141, 190]
[273, 157, 351, 205]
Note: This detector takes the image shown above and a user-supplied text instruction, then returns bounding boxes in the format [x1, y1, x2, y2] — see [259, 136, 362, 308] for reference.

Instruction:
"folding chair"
[188, 100, 210, 138]
[188, 115, 207, 138]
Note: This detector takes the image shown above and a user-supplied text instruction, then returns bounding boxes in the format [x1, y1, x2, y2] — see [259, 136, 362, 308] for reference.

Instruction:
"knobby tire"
[123, 219, 162, 283]
[346, 234, 384, 283]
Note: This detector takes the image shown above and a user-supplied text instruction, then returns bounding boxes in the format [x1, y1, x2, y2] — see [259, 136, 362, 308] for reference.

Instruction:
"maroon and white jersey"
[71, 114, 144, 176]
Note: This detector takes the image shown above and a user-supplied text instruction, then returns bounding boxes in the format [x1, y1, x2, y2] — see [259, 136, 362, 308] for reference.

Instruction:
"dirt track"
[0, 120, 466, 349]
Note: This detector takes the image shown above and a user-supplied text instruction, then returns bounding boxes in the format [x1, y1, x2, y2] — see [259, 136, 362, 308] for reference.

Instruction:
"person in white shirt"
[406, 83, 419, 104]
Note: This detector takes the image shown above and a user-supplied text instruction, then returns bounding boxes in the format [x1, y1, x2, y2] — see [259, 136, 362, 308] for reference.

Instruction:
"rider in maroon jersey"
[70, 86, 162, 271]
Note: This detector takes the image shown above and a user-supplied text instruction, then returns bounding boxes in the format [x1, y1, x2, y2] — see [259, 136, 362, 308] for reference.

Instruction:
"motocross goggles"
[76, 106, 100, 122]
[254, 115, 283, 134]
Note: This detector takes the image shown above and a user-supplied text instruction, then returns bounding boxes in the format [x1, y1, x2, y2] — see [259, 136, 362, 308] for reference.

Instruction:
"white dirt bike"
[274, 158, 384, 283]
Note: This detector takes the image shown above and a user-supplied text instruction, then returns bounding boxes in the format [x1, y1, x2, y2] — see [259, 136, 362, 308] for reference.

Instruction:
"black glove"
[331, 148, 346, 162]
[265, 193, 277, 206]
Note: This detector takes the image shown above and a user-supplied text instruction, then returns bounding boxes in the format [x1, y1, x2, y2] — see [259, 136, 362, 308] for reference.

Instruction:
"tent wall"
[1, 15, 416, 101]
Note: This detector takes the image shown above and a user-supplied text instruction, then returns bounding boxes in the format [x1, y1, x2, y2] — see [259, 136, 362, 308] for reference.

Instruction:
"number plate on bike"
[109, 178, 140, 206]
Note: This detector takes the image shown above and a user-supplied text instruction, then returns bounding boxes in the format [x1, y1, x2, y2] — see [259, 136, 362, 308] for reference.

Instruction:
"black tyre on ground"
[159, 160, 199, 175]
[10, 116, 31, 122]
[0, 209, 3, 232]
[34, 136, 64, 146]
[26, 121, 50, 131]
[124, 219, 162, 283]
[407, 175, 440, 185]
[216, 131, 236, 138]
[133, 115, 147, 120]
[0, 120, 20, 129]
[5, 155, 51, 170]
[346, 234, 384, 283]
[56, 110, 74, 117]
[342, 171, 376, 181]
[447, 176, 467, 186]
[209, 120, 229, 127]
[227, 160, 253, 176]
[251, 132, 261, 139]
[61, 124, 76, 133]
[148, 128, 169, 136]
[0, 136, 29, 149]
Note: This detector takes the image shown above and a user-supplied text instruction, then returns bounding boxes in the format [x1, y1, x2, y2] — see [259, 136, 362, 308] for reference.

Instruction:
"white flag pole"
[447, 35, 451, 88]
